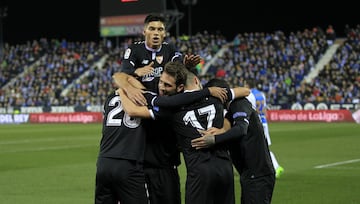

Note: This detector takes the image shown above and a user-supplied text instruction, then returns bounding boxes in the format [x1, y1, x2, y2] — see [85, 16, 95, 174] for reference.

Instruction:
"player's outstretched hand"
[134, 62, 155, 77]
[183, 54, 201, 69]
[208, 87, 228, 103]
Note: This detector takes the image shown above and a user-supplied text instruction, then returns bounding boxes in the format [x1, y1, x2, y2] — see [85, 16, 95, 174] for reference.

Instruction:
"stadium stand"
[0, 25, 359, 112]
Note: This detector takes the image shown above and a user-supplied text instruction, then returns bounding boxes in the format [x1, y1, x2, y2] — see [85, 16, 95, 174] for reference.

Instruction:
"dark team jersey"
[169, 89, 234, 170]
[120, 41, 182, 92]
[98, 90, 146, 162]
[142, 117, 180, 168]
[141, 88, 214, 169]
[220, 96, 275, 179]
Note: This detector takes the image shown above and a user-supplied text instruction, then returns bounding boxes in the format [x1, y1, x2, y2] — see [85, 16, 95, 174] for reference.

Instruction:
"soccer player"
[112, 13, 201, 204]
[245, 78, 284, 178]
[95, 79, 149, 204]
[114, 13, 200, 104]
[169, 70, 235, 204]
[191, 78, 276, 204]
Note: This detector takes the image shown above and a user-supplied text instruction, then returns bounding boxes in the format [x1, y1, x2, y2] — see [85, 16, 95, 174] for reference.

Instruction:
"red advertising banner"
[267, 110, 355, 122]
[29, 112, 103, 124]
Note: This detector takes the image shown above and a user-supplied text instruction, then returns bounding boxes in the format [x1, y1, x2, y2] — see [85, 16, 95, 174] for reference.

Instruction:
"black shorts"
[144, 166, 181, 204]
[95, 157, 149, 204]
[240, 174, 275, 204]
[185, 156, 235, 204]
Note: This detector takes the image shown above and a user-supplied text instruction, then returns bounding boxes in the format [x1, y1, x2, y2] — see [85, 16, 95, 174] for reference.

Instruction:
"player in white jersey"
[245, 79, 284, 179]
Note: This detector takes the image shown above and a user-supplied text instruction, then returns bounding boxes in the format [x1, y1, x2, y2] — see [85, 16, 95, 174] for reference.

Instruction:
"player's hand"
[134, 62, 155, 77]
[123, 85, 147, 106]
[116, 88, 125, 96]
[208, 87, 228, 103]
[183, 54, 201, 68]
[191, 134, 215, 149]
[200, 127, 225, 136]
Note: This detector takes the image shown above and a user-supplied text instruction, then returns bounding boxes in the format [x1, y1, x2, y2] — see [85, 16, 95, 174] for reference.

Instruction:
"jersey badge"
[156, 56, 163, 64]
[233, 111, 247, 118]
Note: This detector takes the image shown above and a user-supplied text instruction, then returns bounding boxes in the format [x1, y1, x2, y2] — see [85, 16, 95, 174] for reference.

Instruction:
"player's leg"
[114, 160, 149, 204]
[263, 123, 284, 178]
[144, 166, 181, 204]
[95, 157, 118, 204]
[270, 151, 283, 178]
[240, 174, 275, 204]
[213, 157, 235, 204]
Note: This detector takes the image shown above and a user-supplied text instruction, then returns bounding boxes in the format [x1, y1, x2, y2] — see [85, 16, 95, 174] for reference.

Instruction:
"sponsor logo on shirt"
[142, 67, 163, 82]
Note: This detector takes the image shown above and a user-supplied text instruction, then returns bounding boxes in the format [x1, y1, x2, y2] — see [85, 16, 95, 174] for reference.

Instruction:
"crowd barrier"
[1, 110, 359, 124]
[0, 112, 103, 124]
[268, 110, 358, 123]
[1, 103, 359, 124]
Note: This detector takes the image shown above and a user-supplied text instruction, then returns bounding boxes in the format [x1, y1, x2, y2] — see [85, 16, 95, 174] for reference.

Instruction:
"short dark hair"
[144, 13, 166, 26]
[204, 78, 230, 89]
[245, 78, 256, 88]
[164, 61, 188, 87]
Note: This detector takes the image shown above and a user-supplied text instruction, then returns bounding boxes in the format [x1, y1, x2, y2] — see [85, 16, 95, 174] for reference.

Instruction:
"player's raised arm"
[117, 88, 152, 118]
[153, 86, 227, 107]
[112, 72, 147, 106]
[232, 87, 250, 98]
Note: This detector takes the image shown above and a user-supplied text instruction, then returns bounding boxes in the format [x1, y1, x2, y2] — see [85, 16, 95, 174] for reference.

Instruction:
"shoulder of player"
[107, 90, 118, 98]
[161, 41, 177, 50]
[133, 41, 145, 45]
[104, 91, 119, 108]
[130, 41, 146, 49]
[230, 96, 252, 106]
[142, 90, 158, 103]
[205, 96, 226, 106]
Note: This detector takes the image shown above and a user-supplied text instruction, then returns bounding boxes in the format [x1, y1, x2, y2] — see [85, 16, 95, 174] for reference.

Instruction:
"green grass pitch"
[0, 122, 359, 204]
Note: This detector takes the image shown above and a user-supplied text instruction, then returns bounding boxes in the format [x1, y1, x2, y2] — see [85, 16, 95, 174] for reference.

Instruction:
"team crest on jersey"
[124, 48, 131, 59]
[156, 56, 163, 64]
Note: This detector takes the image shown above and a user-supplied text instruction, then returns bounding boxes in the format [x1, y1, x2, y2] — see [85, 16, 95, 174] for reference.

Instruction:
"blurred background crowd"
[0, 24, 359, 111]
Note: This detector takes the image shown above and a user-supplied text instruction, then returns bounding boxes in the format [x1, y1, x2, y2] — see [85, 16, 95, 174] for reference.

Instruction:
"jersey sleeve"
[224, 87, 236, 104]
[150, 106, 173, 120]
[168, 43, 183, 63]
[143, 90, 175, 120]
[215, 98, 252, 143]
[151, 88, 210, 108]
[120, 44, 138, 75]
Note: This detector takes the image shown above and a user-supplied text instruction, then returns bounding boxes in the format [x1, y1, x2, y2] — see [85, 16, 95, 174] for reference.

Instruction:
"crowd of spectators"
[303, 25, 360, 105]
[200, 28, 330, 108]
[0, 25, 359, 111]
